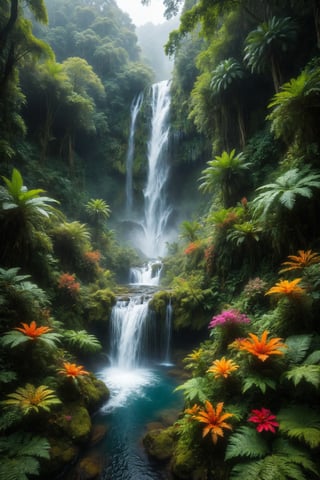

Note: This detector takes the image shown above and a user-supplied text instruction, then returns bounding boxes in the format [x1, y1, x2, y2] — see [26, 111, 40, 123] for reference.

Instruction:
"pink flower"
[248, 408, 279, 433]
[209, 309, 250, 329]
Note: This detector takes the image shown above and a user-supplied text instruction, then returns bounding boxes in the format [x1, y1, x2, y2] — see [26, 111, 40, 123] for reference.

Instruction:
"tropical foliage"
[2, 384, 61, 414]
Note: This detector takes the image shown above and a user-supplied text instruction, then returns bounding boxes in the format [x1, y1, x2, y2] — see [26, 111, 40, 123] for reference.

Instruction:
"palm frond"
[277, 406, 320, 448]
[225, 426, 269, 460]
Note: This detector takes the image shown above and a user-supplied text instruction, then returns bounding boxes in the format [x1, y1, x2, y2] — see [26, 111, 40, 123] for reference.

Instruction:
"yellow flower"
[207, 357, 239, 378]
[238, 330, 286, 362]
[265, 278, 305, 297]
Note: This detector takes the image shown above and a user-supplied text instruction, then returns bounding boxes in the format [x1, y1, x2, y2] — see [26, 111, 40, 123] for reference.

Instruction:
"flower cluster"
[58, 273, 80, 295]
[243, 277, 267, 297]
[248, 408, 279, 433]
[209, 309, 251, 329]
[184, 241, 201, 255]
[83, 250, 101, 264]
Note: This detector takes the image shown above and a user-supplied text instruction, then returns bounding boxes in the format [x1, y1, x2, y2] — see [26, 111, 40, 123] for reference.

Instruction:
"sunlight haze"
[116, 0, 167, 26]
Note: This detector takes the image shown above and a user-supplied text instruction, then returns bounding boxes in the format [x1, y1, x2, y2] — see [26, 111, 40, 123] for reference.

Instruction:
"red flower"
[248, 408, 279, 433]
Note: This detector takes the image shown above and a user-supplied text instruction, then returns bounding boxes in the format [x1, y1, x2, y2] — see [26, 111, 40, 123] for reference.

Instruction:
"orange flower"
[279, 250, 320, 273]
[207, 357, 239, 378]
[184, 241, 201, 255]
[238, 330, 286, 362]
[195, 401, 234, 444]
[15, 321, 52, 339]
[58, 362, 89, 378]
[265, 278, 305, 297]
[184, 404, 200, 417]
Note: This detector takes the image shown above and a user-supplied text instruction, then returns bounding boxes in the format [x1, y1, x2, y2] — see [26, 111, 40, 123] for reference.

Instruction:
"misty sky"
[116, 0, 167, 26]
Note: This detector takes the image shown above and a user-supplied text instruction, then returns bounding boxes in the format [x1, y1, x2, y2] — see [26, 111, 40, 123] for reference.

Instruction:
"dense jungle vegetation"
[1, 0, 320, 479]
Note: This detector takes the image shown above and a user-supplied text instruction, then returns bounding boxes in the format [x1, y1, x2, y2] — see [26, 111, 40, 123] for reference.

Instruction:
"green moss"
[143, 426, 176, 461]
[51, 403, 92, 444]
[149, 291, 171, 316]
[171, 441, 200, 479]
[78, 375, 110, 411]
[46, 436, 79, 474]
[86, 288, 116, 323]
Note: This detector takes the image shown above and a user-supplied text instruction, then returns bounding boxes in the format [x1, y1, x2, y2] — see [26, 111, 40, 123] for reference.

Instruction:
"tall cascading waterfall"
[125, 92, 144, 216]
[142, 79, 172, 258]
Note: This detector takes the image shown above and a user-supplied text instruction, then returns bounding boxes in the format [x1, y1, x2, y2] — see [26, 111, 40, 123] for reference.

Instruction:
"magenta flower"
[208, 309, 251, 329]
[248, 408, 279, 433]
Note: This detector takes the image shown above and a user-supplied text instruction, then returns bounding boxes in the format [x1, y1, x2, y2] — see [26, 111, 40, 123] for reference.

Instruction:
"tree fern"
[242, 374, 276, 394]
[277, 406, 320, 448]
[285, 364, 320, 388]
[0, 433, 50, 480]
[63, 329, 102, 353]
[225, 426, 269, 460]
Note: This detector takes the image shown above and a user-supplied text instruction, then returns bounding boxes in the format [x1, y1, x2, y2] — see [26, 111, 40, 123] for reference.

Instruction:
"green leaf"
[174, 377, 209, 403]
[285, 335, 313, 365]
[242, 375, 276, 394]
[285, 364, 320, 388]
[225, 426, 269, 460]
[278, 406, 320, 448]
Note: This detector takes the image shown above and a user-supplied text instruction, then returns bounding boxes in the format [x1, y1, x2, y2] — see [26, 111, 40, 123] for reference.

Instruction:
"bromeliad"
[15, 321, 52, 338]
[237, 330, 286, 362]
[58, 362, 89, 378]
[195, 401, 234, 444]
[207, 357, 239, 378]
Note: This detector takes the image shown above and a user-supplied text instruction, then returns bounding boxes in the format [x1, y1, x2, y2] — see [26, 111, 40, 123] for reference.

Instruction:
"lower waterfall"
[94, 295, 181, 479]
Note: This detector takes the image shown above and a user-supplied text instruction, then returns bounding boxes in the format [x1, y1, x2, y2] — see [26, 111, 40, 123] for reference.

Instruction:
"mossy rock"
[86, 288, 116, 323]
[149, 291, 171, 316]
[75, 451, 105, 479]
[170, 442, 199, 479]
[78, 375, 110, 411]
[143, 426, 176, 461]
[51, 403, 92, 445]
[45, 436, 79, 475]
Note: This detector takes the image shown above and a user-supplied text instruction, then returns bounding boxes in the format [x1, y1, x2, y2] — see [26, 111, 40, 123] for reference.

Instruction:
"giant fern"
[174, 377, 211, 403]
[0, 432, 50, 480]
[242, 374, 276, 394]
[285, 364, 320, 388]
[277, 406, 320, 448]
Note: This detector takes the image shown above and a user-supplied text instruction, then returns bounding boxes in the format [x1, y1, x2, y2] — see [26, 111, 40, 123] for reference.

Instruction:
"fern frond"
[304, 350, 320, 364]
[0, 457, 39, 480]
[0, 432, 50, 458]
[277, 406, 320, 448]
[225, 426, 269, 460]
[285, 364, 320, 388]
[174, 377, 210, 403]
[273, 438, 319, 476]
[63, 329, 102, 353]
[285, 335, 313, 365]
[242, 375, 276, 394]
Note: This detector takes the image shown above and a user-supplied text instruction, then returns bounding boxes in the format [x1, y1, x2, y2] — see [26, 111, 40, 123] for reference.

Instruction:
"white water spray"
[126, 92, 144, 215]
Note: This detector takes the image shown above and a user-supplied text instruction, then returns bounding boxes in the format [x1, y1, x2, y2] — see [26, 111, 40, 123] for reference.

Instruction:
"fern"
[225, 426, 269, 460]
[285, 364, 320, 388]
[63, 329, 102, 353]
[304, 350, 320, 364]
[242, 375, 276, 394]
[0, 433, 50, 480]
[277, 406, 320, 448]
[174, 377, 210, 403]
[285, 335, 313, 365]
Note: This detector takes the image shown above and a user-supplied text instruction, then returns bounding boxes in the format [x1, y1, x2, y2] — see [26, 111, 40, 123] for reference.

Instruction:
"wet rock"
[143, 426, 176, 461]
[73, 450, 105, 480]
[89, 423, 108, 446]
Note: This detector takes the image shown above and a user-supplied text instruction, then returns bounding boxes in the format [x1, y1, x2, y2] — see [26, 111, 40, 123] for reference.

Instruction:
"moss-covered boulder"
[74, 451, 105, 479]
[170, 441, 200, 479]
[46, 436, 80, 475]
[50, 403, 92, 445]
[78, 375, 110, 412]
[143, 426, 176, 461]
[86, 288, 116, 324]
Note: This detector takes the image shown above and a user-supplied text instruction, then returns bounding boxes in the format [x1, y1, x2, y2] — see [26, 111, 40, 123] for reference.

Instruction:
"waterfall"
[162, 299, 173, 366]
[126, 92, 144, 216]
[110, 297, 150, 369]
[129, 260, 162, 286]
[143, 80, 172, 258]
